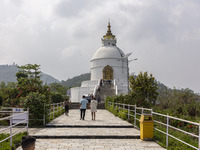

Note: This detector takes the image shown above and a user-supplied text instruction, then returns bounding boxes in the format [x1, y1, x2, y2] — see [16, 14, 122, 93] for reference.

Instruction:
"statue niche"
[103, 65, 113, 80]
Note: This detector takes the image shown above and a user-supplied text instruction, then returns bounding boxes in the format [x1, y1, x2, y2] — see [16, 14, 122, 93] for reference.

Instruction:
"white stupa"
[70, 22, 130, 102]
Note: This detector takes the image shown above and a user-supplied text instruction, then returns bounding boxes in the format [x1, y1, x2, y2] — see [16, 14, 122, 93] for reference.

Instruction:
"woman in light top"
[90, 98, 97, 120]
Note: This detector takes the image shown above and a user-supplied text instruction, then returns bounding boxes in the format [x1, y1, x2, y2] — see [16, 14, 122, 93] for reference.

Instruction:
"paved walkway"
[16, 109, 165, 150]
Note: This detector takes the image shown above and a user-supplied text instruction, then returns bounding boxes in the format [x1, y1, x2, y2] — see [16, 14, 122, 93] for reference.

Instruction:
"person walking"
[97, 96, 100, 103]
[80, 95, 88, 120]
[90, 98, 98, 121]
[64, 98, 71, 116]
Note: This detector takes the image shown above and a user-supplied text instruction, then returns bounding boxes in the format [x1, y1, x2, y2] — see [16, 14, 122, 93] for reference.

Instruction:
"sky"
[0, 0, 200, 94]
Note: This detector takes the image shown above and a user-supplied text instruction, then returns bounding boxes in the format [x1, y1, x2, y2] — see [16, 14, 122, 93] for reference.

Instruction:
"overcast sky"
[0, 0, 200, 94]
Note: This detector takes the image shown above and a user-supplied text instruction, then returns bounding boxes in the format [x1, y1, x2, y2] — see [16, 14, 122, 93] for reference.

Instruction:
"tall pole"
[127, 59, 129, 93]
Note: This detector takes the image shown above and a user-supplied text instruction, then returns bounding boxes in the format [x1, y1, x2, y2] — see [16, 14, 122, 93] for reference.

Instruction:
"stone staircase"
[16, 110, 165, 150]
[95, 83, 115, 103]
[70, 83, 115, 109]
[70, 102, 105, 109]
[31, 110, 140, 139]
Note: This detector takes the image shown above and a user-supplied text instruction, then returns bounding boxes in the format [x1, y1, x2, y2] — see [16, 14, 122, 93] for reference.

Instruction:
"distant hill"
[0, 64, 60, 84]
[60, 73, 90, 87]
[0, 64, 167, 89]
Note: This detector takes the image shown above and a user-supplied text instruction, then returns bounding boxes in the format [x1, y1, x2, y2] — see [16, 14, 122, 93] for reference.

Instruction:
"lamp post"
[118, 52, 138, 94]
[127, 58, 138, 93]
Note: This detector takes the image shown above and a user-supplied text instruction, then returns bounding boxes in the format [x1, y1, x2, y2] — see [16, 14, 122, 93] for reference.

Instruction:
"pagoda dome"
[91, 22, 125, 61]
[91, 46, 125, 61]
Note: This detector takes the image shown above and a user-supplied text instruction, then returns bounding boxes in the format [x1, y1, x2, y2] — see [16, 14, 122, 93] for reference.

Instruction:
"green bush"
[118, 109, 128, 120]
[0, 132, 27, 150]
[51, 92, 64, 103]
[46, 106, 65, 123]
[23, 92, 50, 126]
[0, 93, 3, 106]
[154, 122, 198, 150]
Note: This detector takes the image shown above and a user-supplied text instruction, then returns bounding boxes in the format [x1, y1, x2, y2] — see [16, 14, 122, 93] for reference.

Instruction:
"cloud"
[54, 0, 103, 18]
[0, 0, 200, 93]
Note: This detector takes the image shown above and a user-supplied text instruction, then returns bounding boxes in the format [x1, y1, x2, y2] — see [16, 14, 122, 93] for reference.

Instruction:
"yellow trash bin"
[140, 114, 153, 140]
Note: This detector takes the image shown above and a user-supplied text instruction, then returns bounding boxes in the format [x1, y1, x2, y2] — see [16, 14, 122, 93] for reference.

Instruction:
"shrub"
[118, 109, 128, 120]
[51, 92, 64, 103]
[0, 132, 27, 150]
[23, 92, 50, 126]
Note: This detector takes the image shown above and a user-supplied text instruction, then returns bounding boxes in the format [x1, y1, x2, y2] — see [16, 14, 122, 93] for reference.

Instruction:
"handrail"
[95, 79, 101, 97]
[0, 109, 29, 148]
[44, 102, 64, 125]
[107, 102, 200, 150]
[115, 85, 118, 95]
[153, 111, 200, 126]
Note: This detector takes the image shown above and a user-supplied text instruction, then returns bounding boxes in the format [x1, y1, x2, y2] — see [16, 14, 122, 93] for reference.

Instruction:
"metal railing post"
[142, 107, 144, 114]
[134, 104, 136, 127]
[49, 104, 51, 120]
[53, 104, 54, 119]
[123, 104, 125, 110]
[199, 121, 200, 150]
[27, 108, 29, 134]
[43, 104, 45, 125]
[166, 113, 169, 148]
[128, 104, 130, 120]
[10, 115, 12, 148]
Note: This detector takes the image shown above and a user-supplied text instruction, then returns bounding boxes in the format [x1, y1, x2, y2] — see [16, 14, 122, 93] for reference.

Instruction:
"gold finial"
[103, 21, 115, 39]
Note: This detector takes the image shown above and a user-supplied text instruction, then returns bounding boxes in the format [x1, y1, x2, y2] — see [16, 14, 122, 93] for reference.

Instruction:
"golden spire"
[103, 21, 115, 39]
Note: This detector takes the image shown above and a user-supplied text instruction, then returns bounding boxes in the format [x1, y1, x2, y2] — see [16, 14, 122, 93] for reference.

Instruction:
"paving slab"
[33, 128, 139, 136]
[46, 109, 133, 126]
[15, 109, 166, 150]
[16, 139, 165, 150]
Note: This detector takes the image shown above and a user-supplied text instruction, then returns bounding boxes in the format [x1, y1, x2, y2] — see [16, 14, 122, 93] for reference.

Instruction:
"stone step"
[32, 127, 140, 139]
[31, 135, 140, 139]
[70, 102, 80, 109]
[45, 125, 134, 128]
[97, 103, 105, 109]
[70, 103, 105, 109]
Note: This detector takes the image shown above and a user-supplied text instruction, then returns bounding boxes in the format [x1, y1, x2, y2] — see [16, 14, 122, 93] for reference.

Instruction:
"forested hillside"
[0, 64, 177, 91]
[60, 73, 90, 87]
[0, 64, 60, 84]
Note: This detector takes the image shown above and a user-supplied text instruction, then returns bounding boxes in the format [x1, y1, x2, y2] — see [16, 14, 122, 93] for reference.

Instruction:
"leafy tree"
[129, 72, 158, 107]
[16, 64, 43, 97]
[50, 83, 68, 95]
[2, 64, 51, 107]
[0, 82, 18, 106]
[51, 92, 64, 103]
[0, 93, 3, 106]
[155, 87, 200, 118]
[23, 92, 50, 126]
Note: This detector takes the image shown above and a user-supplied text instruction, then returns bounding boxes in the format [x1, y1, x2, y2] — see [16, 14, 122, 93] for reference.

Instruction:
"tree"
[129, 72, 158, 107]
[16, 64, 43, 97]
[155, 87, 200, 117]
[50, 83, 68, 95]
[2, 64, 51, 107]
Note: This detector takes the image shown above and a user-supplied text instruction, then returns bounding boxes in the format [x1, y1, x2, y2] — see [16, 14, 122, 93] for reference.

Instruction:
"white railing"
[115, 85, 118, 95]
[0, 108, 29, 148]
[93, 79, 101, 97]
[113, 79, 116, 87]
[107, 102, 200, 150]
[44, 102, 64, 124]
[93, 86, 97, 97]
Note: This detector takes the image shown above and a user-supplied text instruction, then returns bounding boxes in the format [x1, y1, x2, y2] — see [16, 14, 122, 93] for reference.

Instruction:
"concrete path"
[16, 109, 165, 150]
